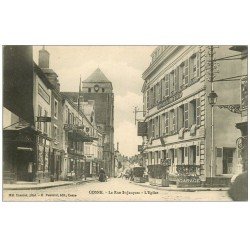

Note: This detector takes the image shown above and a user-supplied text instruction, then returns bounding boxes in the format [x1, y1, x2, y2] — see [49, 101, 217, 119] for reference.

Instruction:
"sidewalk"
[3, 178, 97, 190]
[132, 181, 229, 192]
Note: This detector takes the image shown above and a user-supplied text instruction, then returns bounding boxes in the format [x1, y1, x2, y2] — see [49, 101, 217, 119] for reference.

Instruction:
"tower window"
[88, 88, 91, 93]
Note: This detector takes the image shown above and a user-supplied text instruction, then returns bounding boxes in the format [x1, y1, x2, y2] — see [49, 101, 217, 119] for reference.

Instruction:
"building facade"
[3, 62, 54, 183]
[139, 45, 243, 186]
[81, 68, 115, 177]
[38, 47, 64, 181]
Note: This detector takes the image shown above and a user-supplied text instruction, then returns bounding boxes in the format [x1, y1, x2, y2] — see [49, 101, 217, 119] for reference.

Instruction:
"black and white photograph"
[2, 45, 248, 201]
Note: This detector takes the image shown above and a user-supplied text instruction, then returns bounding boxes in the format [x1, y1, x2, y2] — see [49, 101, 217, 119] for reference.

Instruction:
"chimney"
[38, 46, 50, 68]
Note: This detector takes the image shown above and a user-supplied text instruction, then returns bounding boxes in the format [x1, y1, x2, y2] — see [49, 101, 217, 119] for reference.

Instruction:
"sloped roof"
[83, 68, 111, 83]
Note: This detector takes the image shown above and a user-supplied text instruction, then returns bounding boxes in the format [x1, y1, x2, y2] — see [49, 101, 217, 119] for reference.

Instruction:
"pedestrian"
[99, 168, 106, 182]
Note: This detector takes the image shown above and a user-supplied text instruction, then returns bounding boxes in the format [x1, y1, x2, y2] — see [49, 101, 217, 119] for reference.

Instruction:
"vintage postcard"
[2, 45, 248, 201]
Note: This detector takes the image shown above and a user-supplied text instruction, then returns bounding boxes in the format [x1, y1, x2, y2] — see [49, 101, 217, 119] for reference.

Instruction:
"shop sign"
[157, 91, 183, 110]
[137, 122, 147, 136]
[37, 116, 51, 122]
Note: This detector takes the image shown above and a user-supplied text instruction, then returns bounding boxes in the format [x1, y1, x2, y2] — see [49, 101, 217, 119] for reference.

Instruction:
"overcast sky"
[33, 46, 155, 156]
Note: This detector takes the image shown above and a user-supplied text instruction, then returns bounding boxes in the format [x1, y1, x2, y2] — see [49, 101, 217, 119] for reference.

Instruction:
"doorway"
[223, 148, 234, 174]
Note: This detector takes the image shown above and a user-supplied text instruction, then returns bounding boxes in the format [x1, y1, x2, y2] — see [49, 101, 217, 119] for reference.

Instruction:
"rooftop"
[83, 68, 111, 83]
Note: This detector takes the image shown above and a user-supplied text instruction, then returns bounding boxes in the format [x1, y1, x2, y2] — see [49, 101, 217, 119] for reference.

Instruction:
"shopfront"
[3, 126, 37, 183]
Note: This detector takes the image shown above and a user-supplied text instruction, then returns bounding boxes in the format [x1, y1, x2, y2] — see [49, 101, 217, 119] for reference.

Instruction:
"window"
[170, 71, 174, 94]
[178, 147, 185, 164]
[169, 149, 174, 165]
[174, 68, 179, 91]
[179, 62, 185, 88]
[152, 118, 155, 138]
[150, 88, 153, 108]
[184, 103, 189, 128]
[148, 119, 152, 139]
[155, 116, 159, 138]
[146, 90, 150, 110]
[169, 109, 176, 133]
[65, 106, 69, 124]
[165, 75, 169, 97]
[196, 98, 201, 125]
[190, 52, 201, 82]
[178, 105, 185, 129]
[155, 151, 158, 164]
[165, 112, 169, 135]
[161, 113, 165, 136]
[38, 105, 42, 130]
[153, 85, 156, 105]
[54, 125, 58, 140]
[184, 59, 189, 85]
[189, 100, 197, 126]
[88, 88, 91, 93]
[189, 146, 196, 164]
[44, 110, 48, 134]
[161, 79, 165, 100]
[102, 88, 105, 92]
[54, 100, 58, 118]
[162, 150, 167, 159]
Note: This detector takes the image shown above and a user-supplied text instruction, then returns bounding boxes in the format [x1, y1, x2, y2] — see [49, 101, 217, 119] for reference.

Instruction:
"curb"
[3, 179, 97, 191]
[132, 182, 229, 192]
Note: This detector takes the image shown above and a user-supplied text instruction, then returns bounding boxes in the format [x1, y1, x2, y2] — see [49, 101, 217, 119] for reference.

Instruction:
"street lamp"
[208, 90, 218, 106]
[208, 90, 218, 186]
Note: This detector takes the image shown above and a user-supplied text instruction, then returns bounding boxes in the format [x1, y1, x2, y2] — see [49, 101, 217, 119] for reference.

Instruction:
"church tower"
[81, 68, 115, 177]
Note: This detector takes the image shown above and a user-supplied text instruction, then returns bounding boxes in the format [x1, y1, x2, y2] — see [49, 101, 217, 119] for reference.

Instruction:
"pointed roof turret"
[83, 68, 111, 83]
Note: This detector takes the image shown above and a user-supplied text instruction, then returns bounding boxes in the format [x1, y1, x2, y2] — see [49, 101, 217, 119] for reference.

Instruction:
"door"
[223, 148, 234, 174]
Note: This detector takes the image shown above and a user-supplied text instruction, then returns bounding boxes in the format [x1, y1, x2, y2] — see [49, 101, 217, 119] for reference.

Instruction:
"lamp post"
[208, 90, 218, 185]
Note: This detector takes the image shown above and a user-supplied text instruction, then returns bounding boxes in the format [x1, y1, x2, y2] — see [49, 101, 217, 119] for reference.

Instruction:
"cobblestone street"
[3, 178, 232, 201]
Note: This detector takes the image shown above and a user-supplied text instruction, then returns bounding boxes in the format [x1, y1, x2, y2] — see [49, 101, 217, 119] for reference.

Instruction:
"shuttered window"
[153, 85, 156, 105]
[165, 74, 169, 97]
[152, 118, 155, 138]
[196, 98, 201, 125]
[174, 67, 179, 91]
[184, 103, 189, 128]
[174, 108, 178, 132]
[146, 90, 150, 110]
[170, 71, 174, 95]
[161, 79, 166, 100]
[161, 113, 165, 136]
[196, 51, 200, 78]
[165, 112, 169, 135]
[184, 59, 189, 85]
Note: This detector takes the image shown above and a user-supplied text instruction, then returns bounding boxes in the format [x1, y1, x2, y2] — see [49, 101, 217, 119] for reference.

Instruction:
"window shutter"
[174, 108, 178, 132]
[161, 113, 165, 136]
[174, 67, 179, 91]
[165, 112, 169, 135]
[196, 98, 201, 125]
[184, 59, 189, 85]
[158, 115, 161, 136]
[165, 74, 169, 97]
[196, 51, 200, 78]
[161, 79, 165, 100]
[184, 103, 189, 128]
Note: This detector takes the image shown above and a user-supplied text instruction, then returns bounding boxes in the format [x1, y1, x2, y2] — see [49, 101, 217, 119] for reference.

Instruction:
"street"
[3, 178, 232, 201]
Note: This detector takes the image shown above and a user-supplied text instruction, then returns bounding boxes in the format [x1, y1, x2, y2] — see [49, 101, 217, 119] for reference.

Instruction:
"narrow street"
[3, 178, 231, 202]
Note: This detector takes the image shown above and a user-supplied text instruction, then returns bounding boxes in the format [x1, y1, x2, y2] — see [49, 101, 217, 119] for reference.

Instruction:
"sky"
[33, 46, 156, 157]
